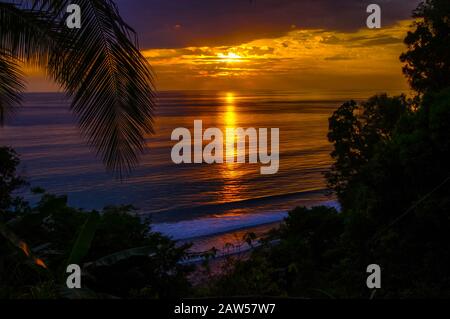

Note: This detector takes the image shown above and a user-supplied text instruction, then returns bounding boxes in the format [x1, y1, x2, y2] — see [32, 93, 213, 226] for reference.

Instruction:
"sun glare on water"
[225, 92, 237, 128]
[223, 92, 239, 173]
[220, 92, 245, 201]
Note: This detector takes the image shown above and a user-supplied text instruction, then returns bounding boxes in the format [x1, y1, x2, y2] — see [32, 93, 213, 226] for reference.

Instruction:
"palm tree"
[0, 0, 156, 177]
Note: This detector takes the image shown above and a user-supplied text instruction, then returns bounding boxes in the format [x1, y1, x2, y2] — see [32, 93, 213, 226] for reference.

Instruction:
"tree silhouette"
[327, 95, 408, 209]
[400, 0, 450, 94]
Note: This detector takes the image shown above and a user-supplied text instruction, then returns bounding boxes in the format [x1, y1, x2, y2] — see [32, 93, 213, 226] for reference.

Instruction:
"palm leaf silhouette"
[0, 1, 156, 177]
[0, 51, 25, 122]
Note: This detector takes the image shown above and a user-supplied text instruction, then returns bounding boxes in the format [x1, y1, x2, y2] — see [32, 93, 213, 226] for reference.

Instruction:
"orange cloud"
[23, 21, 414, 95]
[142, 20, 413, 95]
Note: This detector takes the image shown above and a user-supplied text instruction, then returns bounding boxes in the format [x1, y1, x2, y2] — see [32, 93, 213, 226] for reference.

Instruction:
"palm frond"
[0, 2, 59, 67]
[1, 1, 157, 176]
[49, 0, 156, 177]
[0, 52, 24, 124]
[0, 1, 61, 124]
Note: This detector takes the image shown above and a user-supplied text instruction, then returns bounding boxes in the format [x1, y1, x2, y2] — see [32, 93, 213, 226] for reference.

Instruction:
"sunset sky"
[26, 0, 421, 93]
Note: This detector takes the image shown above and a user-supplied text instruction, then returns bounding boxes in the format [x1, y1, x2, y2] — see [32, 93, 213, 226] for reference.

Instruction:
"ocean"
[0, 90, 350, 253]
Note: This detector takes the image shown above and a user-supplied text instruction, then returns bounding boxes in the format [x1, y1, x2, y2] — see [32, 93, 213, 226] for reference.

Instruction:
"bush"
[0, 147, 192, 299]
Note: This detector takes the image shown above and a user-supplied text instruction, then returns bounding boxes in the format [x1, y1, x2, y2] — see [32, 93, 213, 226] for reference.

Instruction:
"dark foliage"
[0, 148, 192, 299]
[400, 0, 450, 94]
[326, 94, 409, 210]
[0, 147, 26, 213]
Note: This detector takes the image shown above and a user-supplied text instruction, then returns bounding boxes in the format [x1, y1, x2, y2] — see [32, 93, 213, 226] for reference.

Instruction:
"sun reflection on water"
[220, 92, 244, 203]
[225, 92, 237, 162]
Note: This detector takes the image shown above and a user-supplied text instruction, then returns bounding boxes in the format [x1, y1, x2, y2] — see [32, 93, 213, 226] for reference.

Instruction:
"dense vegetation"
[0, 148, 192, 298]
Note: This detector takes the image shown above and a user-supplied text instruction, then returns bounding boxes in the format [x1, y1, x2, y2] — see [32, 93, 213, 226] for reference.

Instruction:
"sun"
[217, 52, 243, 63]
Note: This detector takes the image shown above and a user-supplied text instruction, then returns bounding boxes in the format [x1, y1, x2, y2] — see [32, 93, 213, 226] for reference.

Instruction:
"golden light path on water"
[220, 92, 245, 203]
[225, 92, 237, 162]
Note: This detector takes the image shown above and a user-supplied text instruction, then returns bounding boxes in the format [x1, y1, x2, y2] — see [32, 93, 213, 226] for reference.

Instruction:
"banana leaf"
[84, 246, 157, 269]
[0, 219, 48, 269]
[66, 212, 100, 267]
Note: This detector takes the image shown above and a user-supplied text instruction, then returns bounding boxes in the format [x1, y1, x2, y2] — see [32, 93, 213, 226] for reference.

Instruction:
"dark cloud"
[322, 33, 405, 48]
[360, 36, 404, 46]
[115, 0, 421, 49]
[324, 54, 353, 61]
